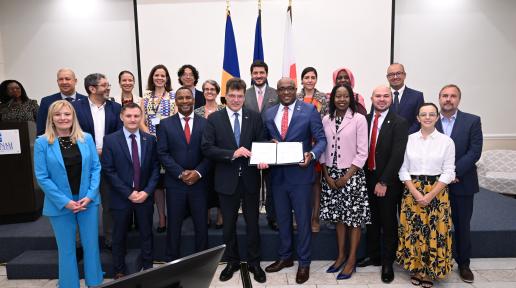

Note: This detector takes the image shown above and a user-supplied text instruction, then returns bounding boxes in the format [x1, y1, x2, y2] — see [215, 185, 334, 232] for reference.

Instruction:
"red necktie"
[368, 112, 381, 170]
[184, 116, 191, 144]
[129, 134, 141, 190]
[281, 106, 289, 140]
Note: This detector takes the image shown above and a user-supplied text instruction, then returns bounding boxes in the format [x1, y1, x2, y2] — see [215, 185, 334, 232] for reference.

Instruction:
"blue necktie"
[233, 112, 240, 146]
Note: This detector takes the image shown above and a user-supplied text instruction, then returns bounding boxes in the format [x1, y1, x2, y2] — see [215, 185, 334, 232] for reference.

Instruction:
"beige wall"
[484, 138, 516, 151]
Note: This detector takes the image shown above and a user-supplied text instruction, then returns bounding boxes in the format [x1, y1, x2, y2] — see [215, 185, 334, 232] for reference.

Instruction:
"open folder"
[249, 142, 304, 165]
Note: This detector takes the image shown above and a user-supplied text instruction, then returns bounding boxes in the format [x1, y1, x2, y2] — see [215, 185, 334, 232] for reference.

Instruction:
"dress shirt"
[274, 100, 296, 132]
[391, 85, 406, 102]
[369, 109, 389, 144]
[122, 127, 141, 162]
[399, 129, 456, 184]
[88, 98, 106, 149]
[440, 111, 457, 137]
[226, 107, 242, 132]
[61, 92, 77, 101]
[178, 111, 195, 130]
[255, 84, 267, 97]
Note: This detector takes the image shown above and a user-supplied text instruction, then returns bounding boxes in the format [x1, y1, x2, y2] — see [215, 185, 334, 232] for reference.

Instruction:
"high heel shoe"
[326, 259, 347, 273]
[336, 265, 356, 280]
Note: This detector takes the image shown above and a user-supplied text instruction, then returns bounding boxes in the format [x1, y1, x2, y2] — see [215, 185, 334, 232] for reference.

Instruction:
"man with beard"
[74, 73, 122, 249]
[437, 84, 482, 283]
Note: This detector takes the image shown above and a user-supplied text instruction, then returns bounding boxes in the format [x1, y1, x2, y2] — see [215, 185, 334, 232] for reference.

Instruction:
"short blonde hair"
[44, 100, 84, 144]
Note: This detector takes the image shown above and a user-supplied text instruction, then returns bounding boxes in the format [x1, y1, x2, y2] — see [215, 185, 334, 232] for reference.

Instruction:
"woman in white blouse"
[396, 103, 455, 288]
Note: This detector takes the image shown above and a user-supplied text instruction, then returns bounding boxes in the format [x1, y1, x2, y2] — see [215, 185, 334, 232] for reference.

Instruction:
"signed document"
[249, 142, 304, 165]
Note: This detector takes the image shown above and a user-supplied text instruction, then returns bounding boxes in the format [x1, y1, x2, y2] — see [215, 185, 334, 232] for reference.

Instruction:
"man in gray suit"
[244, 60, 278, 114]
[243, 60, 279, 231]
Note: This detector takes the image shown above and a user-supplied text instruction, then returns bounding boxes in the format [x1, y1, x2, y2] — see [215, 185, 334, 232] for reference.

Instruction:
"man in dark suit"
[36, 68, 87, 135]
[177, 64, 205, 109]
[101, 103, 160, 279]
[357, 85, 408, 283]
[201, 78, 267, 283]
[437, 84, 483, 283]
[386, 63, 424, 134]
[74, 73, 123, 249]
[243, 60, 279, 231]
[157, 87, 210, 262]
[262, 78, 326, 284]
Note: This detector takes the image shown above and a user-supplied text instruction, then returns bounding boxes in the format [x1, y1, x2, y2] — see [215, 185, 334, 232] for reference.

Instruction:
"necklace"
[58, 136, 74, 150]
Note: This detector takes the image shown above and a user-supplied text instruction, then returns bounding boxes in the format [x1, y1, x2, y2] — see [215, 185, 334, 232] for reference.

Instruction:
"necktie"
[184, 116, 191, 144]
[233, 112, 240, 146]
[65, 97, 73, 103]
[367, 112, 381, 170]
[281, 106, 289, 140]
[129, 134, 141, 190]
[393, 91, 400, 113]
[257, 89, 264, 112]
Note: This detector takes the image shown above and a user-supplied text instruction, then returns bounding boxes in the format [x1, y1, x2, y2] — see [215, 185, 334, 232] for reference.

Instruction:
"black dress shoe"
[248, 265, 266, 283]
[219, 263, 240, 281]
[268, 220, 279, 231]
[459, 265, 474, 283]
[265, 259, 294, 273]
[381, 264, 394, 283]
[215, 223, 223, 229]
[357, 257, 381, 267]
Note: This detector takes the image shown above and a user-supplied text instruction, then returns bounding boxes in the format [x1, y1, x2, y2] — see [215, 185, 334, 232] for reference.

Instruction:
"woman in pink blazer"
[319, 84, 370, 280]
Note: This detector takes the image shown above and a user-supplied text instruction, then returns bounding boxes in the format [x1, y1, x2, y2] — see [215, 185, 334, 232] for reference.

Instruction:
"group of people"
[18, 60, 482, 288]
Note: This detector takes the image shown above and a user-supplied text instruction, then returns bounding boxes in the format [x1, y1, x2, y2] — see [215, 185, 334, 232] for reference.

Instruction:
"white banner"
[0, 129, 21, 155]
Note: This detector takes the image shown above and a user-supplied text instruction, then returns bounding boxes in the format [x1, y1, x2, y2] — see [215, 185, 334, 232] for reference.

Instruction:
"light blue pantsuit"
[49, 195, 103, 288]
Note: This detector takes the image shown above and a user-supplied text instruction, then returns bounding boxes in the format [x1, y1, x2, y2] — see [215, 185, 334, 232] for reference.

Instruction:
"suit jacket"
[436, 110, 483, 196]
[366, 109, 409, 185]
[263, 100, 327, 185]
[34, 133, 101, 216]
[397, 86, 424, 134]
[101, 129, 160, 210]
[194, 89, 206, 110]
[157, 113, 211, 191]
[244, 86, 278, 115]
[73, 98, 123, 143]
[201, 107, 265, 195]
[319, 110, 368, 169]
[36, 92, 87, 135]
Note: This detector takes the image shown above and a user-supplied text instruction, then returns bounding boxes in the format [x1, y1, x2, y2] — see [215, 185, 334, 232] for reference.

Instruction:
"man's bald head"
[57, 68, 78, 96]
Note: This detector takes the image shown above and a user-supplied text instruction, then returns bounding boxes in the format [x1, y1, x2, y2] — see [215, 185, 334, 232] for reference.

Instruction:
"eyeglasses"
[182, 73, 194, 78]
[204, 88, 217, 92]
[277, 87, 296, 93]
[386, 72, 405, 79]
[418, 112, 438, 118]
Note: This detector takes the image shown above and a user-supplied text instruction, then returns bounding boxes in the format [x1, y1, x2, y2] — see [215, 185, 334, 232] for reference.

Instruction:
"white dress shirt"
[369, 108, 389, 144]
[391, 85, 406, 102]
[274, 100, 296, 132]
[88, 98, 106, 149]
[399, 129, 456, 184]
[178, 111, 195, 130]
[226, 107, 242, 132]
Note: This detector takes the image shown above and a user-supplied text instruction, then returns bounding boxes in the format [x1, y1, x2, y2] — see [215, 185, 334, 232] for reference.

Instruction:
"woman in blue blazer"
[34, 100, 103, 288]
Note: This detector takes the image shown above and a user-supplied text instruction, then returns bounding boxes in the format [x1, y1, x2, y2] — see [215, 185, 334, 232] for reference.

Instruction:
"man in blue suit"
[37, 68, 87, 135]
[262, 78, 327, 284]
[74, 73, 123, 249]
[437, 84, 483, 284]
[386, 63, 424, 134]
[157, 87, 210, 262]
[101, 102, 160, 279]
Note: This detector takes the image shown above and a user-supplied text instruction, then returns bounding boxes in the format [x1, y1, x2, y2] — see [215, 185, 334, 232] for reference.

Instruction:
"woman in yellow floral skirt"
[397, 103, 456, 288]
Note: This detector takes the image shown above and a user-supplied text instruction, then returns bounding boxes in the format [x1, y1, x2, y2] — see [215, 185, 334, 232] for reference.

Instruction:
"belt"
[411, 175, 439, 182]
